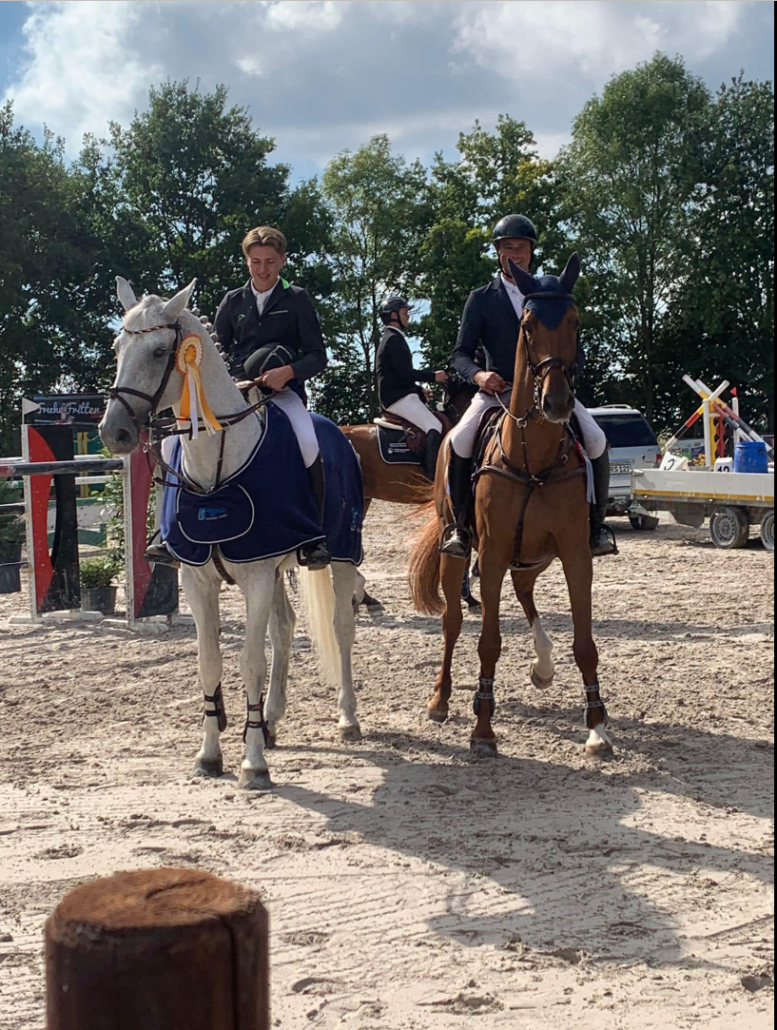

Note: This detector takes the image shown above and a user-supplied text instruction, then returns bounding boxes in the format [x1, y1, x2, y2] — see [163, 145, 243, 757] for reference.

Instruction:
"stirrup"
[298, 539, 331, 570]
[144, 541, 180, 568]
[590, 525, 618, 557]
[439, 523, 471, 558]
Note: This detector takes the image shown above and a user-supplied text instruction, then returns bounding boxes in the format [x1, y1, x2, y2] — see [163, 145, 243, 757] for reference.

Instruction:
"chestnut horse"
[409, 256, 613, 758]
[343, 377, 479, 610]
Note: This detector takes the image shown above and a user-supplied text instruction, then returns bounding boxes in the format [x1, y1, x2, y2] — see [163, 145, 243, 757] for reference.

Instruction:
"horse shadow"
[272, 722, 772, 972]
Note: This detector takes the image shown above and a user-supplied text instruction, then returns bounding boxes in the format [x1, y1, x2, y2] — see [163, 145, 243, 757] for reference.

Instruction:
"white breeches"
[448, 390, 607, 460]
[270, 390, 320, 469]
[385, 393, 441, 434]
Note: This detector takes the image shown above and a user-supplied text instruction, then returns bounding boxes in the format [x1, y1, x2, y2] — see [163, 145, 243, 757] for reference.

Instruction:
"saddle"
[374, 410, 451, 457]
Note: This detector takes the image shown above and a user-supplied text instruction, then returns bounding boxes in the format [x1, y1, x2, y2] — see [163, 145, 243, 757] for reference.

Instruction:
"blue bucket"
[734, 440, 769, 474]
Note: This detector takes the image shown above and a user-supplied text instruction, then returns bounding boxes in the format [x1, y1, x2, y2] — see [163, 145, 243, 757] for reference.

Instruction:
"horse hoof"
[192, 756, 223, 778]
[265, 734, 277, 750]
[530, 663, 555, 689]
[340, 724, 363, 743]
[585, 727, 614, 758]
[428, 707, 449, 724]
[238, 768, 273, 792]
[470, 738, 498, 758]
[466, 603, 482, 616]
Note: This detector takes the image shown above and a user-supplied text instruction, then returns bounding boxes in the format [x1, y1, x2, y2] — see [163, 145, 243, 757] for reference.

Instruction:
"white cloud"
[5, 1, 161, 144]
[452, 0, 745, 84]
[2, 0, 758, 168]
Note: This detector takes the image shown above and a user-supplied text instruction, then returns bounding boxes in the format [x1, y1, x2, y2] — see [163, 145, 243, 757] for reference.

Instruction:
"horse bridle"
[108, 320, 183, 430]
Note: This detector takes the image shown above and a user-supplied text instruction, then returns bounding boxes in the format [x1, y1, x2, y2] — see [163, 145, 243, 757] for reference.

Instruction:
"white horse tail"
[298, 567, 341, 686]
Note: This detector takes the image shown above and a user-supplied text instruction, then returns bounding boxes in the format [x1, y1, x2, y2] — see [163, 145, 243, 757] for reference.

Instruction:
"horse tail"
[409, 504, 443, 615]
[298, 567, 341, 686]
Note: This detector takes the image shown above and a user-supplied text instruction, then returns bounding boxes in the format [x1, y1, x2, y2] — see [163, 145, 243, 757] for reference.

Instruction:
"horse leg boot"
[559, 545, 613, 756]
[439, 452, 474, 558]
[183, 565, 226, 778]
[422, 429, 443, 483]
[298, 456, 332, 571]
[589, 450, 618, 557]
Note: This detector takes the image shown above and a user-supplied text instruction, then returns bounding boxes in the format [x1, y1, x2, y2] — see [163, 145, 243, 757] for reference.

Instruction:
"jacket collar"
[488, 276, 519, 322]
[241, 278, 290, 318]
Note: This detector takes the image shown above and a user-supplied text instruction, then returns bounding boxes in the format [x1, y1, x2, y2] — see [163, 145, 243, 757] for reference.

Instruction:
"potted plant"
[0, 480, 25, 594]
[80, 556, 120, 615]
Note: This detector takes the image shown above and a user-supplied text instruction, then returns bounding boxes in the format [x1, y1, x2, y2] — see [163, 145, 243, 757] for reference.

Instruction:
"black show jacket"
[214, 278, 328, 384]
[376, 327, 437, 409]
[452, 277, 584, 386]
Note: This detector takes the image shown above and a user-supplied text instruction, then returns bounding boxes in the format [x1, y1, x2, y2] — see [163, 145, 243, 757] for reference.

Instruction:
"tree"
[109, 81, 291, 318]
[660, 75, 774, 429]
[556, 54, 711, 425]
[417, 116, 567, 371]
[0, 104, 112, 454]
[315, 136, 432, 421]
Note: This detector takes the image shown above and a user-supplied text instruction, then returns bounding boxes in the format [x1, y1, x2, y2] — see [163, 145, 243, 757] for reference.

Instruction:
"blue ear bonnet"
[524, 275, 575, 330]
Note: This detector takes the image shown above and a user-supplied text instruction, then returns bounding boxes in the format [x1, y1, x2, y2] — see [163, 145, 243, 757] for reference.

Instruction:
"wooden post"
[45, 868, 270, 1030]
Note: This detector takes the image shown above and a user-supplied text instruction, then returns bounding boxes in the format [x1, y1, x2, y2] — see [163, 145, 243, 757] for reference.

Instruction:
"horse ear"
[161, 279, 197, 322]
[559, 253, 581, 293]
[116, 276, 138, 311]
[507, 259, 538, 297]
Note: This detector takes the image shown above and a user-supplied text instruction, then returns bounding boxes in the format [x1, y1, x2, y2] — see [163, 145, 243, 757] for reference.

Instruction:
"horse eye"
[153, 347, 167, 359]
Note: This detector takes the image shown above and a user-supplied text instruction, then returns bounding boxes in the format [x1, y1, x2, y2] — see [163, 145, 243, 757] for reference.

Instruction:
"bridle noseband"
[108, 321, 183, 430]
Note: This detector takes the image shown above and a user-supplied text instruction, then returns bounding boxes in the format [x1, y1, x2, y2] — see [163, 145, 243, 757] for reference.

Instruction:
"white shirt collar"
[250, 278, 279, 301]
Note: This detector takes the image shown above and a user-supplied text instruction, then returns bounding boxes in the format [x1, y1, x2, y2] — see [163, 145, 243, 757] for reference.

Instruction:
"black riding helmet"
[243, 343, 296, 382]
[380, 295, 413, 325]
[492, 214, 538, 246]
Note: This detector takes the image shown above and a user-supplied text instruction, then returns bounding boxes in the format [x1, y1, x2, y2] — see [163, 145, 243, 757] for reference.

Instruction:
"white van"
[588, 405, 661, 529]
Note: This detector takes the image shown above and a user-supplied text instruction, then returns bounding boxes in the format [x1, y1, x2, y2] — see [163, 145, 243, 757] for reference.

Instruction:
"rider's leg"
[271, 390, 331, 570]
[385, 393, 443, 482]
[439, 391, 503, 557]
[144, 435, 180, 567]
[573, 401, 617, 557]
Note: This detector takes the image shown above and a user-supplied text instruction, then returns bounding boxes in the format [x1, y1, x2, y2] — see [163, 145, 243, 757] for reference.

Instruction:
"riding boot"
[298, 456, 332, 570]
[439, 451, 474, 558]
[422, 429, 443, 483]
[589, 449, 618, 557]
[144, 539, 180, 569]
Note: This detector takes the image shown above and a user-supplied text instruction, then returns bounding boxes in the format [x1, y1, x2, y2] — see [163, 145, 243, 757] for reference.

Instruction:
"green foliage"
[79, 555, 120, 589]
[556, 54, 712, 426]
[0, 62, 772, 441]
[318, 135, 433, 419]
[0, 479, 25, 552]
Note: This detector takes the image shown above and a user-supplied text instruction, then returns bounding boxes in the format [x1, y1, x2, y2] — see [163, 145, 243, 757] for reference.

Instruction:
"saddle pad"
[175, 482, 254, 545]
[161, 404, 363, 566]
[376, 425, 422, 467]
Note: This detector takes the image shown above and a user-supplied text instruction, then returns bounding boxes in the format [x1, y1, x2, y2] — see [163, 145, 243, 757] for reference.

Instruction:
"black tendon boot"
[439, 452, 474, 558]
[298, 456, 332, 570]
[590, 450, 618, 557]
[422, 429, 443, 483]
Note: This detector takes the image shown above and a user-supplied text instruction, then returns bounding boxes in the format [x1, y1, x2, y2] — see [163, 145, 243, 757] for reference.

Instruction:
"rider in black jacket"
[145, 226, 332, 571]
[441, 214, 616, 559]
[375, 296, 448, 480]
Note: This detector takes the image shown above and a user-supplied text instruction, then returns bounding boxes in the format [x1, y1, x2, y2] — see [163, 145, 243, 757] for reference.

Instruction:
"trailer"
[631, 467, 774, 551]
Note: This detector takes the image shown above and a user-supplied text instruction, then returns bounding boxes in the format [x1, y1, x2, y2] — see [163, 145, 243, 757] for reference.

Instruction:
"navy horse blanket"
[161, 404, 363, 566]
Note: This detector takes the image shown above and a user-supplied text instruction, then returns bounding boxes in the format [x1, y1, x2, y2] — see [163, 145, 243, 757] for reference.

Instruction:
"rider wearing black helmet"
[375, 295, 448, 481]
[440, 214, 616, 558]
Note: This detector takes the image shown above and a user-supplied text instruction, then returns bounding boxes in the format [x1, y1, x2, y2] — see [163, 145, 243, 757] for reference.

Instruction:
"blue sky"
[1, 1, 773, 181]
